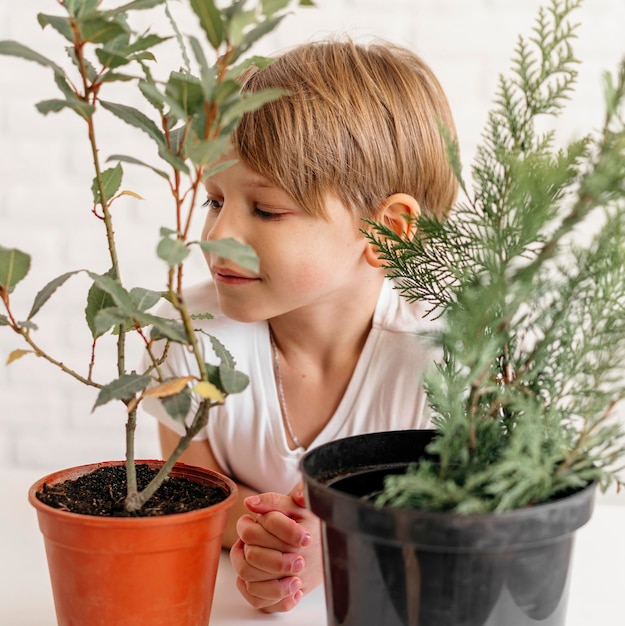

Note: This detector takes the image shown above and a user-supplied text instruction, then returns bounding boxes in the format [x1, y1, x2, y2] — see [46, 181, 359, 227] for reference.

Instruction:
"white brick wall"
[1, 0, 624, 471]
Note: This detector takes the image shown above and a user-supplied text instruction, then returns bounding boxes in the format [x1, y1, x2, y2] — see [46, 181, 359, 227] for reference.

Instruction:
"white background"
[1, 0, 625, 472]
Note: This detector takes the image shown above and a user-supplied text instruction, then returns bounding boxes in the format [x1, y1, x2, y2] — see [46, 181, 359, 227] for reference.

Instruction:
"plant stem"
[124, 401, 212, 511]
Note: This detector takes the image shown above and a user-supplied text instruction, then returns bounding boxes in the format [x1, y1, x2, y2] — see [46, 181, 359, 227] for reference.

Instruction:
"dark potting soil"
[36, 464, 226, 517]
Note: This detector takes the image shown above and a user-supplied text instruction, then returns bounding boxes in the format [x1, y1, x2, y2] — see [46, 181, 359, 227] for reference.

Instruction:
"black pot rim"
[301, 430, 596, 548]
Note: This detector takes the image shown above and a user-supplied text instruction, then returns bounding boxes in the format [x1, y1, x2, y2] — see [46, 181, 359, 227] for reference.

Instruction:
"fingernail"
[300, 533, 312, 547]
[246, 495, 260, 506]
[291, 557, 304, 573]
[293, 590, 304, 604]
[290, 579, 302, 594]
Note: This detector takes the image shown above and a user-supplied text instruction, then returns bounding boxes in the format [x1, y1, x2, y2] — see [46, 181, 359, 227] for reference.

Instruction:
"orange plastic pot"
[29, 460, 237, 626]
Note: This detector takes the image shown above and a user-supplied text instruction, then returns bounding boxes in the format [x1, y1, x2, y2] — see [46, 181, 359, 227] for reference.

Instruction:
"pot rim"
[28, 459, 238, 526]
[301, 430, 596, 524]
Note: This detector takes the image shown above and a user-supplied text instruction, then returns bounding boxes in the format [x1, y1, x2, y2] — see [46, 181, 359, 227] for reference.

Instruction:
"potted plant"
[301, 1, 625, 625]
[0, 1, 311, 624]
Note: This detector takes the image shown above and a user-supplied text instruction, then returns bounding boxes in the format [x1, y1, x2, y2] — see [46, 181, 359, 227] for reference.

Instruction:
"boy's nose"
[204, 204, 241, 242]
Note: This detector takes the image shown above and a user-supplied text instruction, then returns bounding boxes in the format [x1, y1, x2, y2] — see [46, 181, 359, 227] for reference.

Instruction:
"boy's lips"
[212, 266, 260, 285]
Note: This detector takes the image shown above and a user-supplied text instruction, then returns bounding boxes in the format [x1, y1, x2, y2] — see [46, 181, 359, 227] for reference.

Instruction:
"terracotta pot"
[29, 460, 237, 626]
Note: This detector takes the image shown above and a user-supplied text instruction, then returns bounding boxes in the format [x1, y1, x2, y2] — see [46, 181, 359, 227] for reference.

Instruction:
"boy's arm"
[158, 423, 257, 548]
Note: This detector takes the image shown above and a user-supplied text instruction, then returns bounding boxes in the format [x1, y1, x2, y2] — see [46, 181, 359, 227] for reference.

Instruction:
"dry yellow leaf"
[144, 376, 195, 398]
[119, 189, 144, 200]
[193, 381, 224, 403]
[6, 349, 33, 365]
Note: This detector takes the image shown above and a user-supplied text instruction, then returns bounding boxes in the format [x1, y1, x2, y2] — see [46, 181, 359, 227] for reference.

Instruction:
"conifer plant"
[0, 0, 311, 514]
[372, 0, 625, 513]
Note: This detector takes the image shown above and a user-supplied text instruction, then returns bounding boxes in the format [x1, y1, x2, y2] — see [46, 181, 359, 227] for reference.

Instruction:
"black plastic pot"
[301, 430, 595, 626]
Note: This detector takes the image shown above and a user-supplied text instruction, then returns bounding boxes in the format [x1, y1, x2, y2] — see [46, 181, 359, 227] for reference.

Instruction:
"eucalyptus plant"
[0, 0, 311, 513]
[372, 0, 625, 513]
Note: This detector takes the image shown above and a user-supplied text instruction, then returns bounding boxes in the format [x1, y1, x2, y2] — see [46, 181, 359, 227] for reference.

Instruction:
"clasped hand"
[229, 482, 323, 613]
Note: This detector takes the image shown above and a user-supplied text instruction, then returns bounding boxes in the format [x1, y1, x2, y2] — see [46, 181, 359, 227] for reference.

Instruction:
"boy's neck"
[268, 273, 385, 361]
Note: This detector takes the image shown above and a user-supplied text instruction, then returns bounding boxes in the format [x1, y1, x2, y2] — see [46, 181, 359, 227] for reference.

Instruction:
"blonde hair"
[233, 38, 458, 219]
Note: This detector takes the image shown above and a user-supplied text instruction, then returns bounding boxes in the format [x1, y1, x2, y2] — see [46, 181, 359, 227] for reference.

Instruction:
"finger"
[243, 543, 306, 578]
[236, 513, 292, 552]
[289, 482, 307, 508]
[244, 492, 304, 519]
[231, 537, 305, 581]
[254, 510, 312, 548]
[230, 538, 277, 583]
[235, 575, 303, 612]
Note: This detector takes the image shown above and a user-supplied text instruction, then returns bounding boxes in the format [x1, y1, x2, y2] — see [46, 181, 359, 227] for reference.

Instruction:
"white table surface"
[1, 468, 623, 625]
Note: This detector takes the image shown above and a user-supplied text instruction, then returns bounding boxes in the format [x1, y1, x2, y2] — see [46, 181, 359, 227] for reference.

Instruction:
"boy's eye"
[203, 198, 223, 211]
[254, 208, 284, 220]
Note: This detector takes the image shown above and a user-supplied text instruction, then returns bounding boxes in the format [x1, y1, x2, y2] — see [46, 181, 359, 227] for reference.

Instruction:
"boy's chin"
[216, 299, 262, 324]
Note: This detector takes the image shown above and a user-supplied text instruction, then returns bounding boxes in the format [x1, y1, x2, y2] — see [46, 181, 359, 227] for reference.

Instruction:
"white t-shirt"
[142, 278, 436, 494]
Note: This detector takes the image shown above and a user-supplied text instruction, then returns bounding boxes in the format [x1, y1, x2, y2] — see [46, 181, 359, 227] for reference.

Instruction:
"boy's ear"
[364, 193, 421, 268]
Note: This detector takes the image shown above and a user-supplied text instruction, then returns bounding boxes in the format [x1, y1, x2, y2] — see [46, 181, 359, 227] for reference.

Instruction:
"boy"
[145, 37, 458, 613]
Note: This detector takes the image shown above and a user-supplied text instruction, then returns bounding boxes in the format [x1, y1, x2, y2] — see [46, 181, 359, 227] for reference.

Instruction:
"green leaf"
[230, 16, 284, 64]
[37, 14, 74, 43]
[53, 71, 77, 100]
[214, 77, 242, 103]
[0, 314, 9, 326]
[165, 71, 204, 116]
[100, 100, 165, 148]
[190, 0, 226, 49]
[0, 40, 66, 76]
[93, 306, 128, 336]
[107, 154, 169, 180]
[157, 237, 190, 267]
[261, 0, 290, 13]
[100, 71, 140, 85]
[149, 317, 190, 344]
[95, 48, 131, 70]
[209, 334, 236, 369]
[28, 270, 78, 320]
[219, 366, 249, 394]
[93, 373, 152, 410]
[138, 79, 165, 114]
[161, 386, 192, 422]
[125, 33, 170, 55]
[156, 140, 191, 175]
[87, 272, 134, 313]
[92, 163, 123, 205]
[220, 88, 287, 127]
[79, 17, 127, 44]
[86, 268, 117, 337]
[198, 237, 259, 273]
[0, 246, 31, 289]
[130, 287, 162, 312]
[183, 134, 231, 169]
[104, 0, 168, 14]
[191, 312, 214, 320]
[201, 157, 238, 179]
[187, 36, 217, 97]
[227, 9, 257, 46]
[36, 98, 95, 119]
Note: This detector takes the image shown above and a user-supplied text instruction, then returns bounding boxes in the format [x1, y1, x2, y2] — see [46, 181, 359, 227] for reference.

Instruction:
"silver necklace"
[269, 327, 304, 449]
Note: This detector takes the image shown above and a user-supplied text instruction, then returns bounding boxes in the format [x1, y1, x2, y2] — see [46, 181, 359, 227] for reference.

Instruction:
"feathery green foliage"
[371, 0, 625, 513]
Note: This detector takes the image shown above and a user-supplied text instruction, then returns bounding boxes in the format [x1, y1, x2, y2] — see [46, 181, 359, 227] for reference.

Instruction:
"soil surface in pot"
[37, 464, 226, 517]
